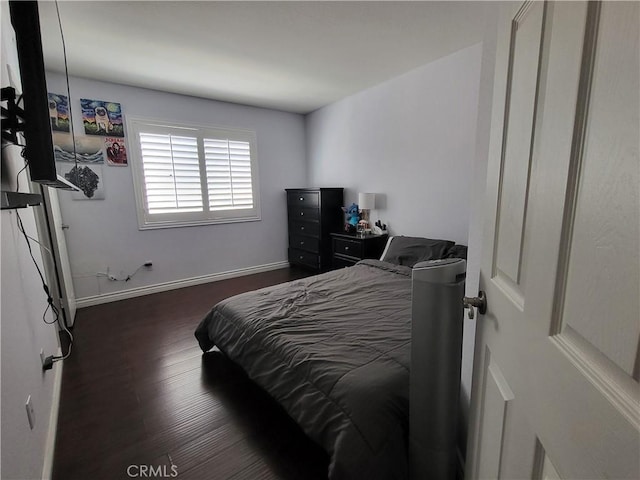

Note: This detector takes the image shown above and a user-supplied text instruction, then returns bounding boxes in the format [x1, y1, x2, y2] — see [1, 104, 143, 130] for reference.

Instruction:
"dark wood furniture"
[286, 188, 343, 271]
[330, 232, 389, 268]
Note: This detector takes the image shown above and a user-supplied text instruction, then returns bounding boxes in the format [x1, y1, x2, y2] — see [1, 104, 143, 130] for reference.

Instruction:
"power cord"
[15, 205, 74, 371]
[96, 262, 152, 282]
[14, 149, 60, 325]
[42, 325, 72, 370]
[55, 0, 79, 163]
[12, 144, 73, 369]
[14, 205, 74, 371]
[15, 209, 60, 325]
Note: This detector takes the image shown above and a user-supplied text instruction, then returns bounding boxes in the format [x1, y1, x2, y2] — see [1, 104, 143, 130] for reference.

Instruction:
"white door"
[40, 186, 77, 327]
[466, 1, 639, 479]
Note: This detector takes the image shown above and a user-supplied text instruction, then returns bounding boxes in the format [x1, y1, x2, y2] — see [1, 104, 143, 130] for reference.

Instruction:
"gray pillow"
[381, 236, 455, 267]
[445, 244, 468, 259]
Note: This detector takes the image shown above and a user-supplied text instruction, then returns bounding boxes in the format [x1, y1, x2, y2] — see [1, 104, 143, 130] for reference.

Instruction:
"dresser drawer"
[289, 221, 319, 237]
[288, 248, 319, 269]
[288, 206, 319, 221]
[290, 235, 319, 254]
[287, 191, 319, 208]
[333, 237, 363, 259]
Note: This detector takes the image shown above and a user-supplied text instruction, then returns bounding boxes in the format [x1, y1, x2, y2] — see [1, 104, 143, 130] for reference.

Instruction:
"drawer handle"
[300, 226, 305, 231]
[299, 197, 304, 201]
[345, 246, 349, 251]
[299, 255, 304, 260]
[300, 241, 305, 245]
[300, 212, 304, 216]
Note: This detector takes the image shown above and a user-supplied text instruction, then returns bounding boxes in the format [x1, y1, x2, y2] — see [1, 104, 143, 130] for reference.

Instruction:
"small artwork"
[57, 163, 105, 200]
[104, 137, 128, 166]
[53, 133, 105, 164]
[48, 93, 70, 132]
[80, 98, 124, 137]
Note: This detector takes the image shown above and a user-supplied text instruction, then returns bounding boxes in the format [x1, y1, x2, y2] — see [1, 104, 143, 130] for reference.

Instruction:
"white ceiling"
[39, 1, 491, 114]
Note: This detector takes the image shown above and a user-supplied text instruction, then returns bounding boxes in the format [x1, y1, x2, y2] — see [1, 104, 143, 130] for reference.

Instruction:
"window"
[128, 117, 260, 229]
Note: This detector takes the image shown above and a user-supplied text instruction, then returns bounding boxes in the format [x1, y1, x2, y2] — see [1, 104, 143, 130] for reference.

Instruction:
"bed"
[194, 236, 465, 479]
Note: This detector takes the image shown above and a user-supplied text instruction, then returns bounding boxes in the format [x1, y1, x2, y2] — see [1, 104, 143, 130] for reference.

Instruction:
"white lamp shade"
[358, 193, 375, 209]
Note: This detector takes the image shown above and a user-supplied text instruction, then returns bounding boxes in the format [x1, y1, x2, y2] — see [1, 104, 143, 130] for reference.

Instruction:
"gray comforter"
[194, 259, 412, 479]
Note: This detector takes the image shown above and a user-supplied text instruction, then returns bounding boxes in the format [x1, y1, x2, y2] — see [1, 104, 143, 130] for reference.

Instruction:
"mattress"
[194, 259, 412, 479]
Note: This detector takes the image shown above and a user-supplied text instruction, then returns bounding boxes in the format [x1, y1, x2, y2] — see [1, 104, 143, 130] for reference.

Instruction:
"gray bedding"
[194, 259, 412, 479]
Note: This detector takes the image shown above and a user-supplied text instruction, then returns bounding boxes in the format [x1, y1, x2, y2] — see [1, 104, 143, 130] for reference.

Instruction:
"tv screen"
[9, 0, 76, 190]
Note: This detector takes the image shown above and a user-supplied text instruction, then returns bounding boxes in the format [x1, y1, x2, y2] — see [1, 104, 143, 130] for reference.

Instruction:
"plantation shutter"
[204, 138, 254, 210]
[129, 116, 260, 229]
[139, 133, 203, 214]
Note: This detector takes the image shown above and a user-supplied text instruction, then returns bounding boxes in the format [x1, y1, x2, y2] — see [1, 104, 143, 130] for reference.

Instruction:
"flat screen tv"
[8, 0, 76, 190]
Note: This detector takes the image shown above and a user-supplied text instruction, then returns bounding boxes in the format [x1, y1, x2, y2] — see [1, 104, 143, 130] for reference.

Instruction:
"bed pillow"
[445, 244, 468, 260]
[380, 236, 455, 267]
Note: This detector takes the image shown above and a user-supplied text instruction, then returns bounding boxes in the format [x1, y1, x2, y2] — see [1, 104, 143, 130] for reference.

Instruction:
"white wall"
[1, 210, 62, 480]
[1, 3, 62, 477]
[45, 74, 307, 301]
[306, 43, 483, 245]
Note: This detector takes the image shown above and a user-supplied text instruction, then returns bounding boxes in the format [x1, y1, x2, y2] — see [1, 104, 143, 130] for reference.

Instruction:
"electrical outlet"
[40, 349, 45, 367]
[25, 395, 35, 430]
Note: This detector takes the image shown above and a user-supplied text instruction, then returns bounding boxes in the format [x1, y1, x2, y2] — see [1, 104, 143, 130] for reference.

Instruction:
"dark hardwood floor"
[52, 267, 330, 480]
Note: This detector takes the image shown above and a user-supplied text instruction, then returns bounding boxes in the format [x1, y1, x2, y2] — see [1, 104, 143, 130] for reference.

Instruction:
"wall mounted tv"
[8, 0, 77, 190]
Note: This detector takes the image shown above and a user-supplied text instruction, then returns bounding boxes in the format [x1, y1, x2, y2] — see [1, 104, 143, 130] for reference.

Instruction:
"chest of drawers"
[286, 188, 343, 271]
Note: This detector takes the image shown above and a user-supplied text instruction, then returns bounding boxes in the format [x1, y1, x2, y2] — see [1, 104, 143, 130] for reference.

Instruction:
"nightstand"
[330, 232, 389, 269]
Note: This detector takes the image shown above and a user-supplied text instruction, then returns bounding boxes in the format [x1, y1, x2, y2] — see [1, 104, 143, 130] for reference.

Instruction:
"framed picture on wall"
[105, 137, 128, 166]
[53, 133, 105, 164]
[57, 163, 105, 200]
[47, 93, 70, 132]
[80, 98, 124, 137]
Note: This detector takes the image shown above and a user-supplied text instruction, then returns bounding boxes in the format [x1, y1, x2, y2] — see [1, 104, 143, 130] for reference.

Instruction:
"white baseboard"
[76, 261, 290, 308]
[42, 348, 63, 480]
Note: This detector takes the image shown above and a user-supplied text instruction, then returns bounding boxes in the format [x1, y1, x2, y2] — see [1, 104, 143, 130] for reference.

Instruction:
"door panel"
[494, 0, 544, 294]
[467, 2, 639, 479]
[533, 444, 562, 480]
[474, 348, 514, 480]
[558, 0, 640, 376]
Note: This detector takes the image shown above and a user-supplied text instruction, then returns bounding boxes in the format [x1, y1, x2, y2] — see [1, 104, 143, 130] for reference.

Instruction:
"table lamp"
[358, 193, 375, 234]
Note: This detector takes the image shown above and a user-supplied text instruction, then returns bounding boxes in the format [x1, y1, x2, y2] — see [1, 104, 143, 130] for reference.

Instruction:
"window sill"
[138, 215, 261, 231]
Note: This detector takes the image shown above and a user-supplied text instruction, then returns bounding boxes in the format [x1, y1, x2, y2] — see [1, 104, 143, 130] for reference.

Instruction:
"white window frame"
[127, 116, 261, 230]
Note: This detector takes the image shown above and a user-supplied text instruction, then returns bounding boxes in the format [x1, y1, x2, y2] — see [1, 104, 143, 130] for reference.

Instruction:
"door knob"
[463, 291, 487, 319]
